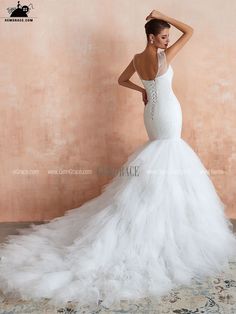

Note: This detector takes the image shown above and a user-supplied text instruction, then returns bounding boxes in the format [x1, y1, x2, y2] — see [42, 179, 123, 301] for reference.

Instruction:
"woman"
[0, 10, 236, 310]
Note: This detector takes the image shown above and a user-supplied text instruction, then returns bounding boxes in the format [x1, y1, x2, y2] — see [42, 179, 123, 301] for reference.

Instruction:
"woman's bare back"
[133, 52, 159, 81]
[133, 50, 168, 81]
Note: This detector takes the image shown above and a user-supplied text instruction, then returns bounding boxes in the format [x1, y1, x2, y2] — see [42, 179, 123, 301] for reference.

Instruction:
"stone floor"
[0, 220, 236, 313]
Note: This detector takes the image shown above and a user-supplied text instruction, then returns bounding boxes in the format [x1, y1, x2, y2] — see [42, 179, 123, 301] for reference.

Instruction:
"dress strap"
[156, 51, 168, 77]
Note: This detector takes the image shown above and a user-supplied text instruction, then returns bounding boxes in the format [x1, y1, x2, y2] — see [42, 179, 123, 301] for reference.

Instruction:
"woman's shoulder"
[135, 50, 163, 57]
[133, 52, 144, 60]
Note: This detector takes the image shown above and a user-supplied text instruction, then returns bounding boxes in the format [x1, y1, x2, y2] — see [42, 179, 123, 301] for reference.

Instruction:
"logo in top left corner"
[3, 1, 35, 22]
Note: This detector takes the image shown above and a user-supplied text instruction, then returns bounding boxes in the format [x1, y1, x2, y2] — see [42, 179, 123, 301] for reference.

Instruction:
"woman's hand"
[141, 89, 148, 106]
[145, 10, 165, 21]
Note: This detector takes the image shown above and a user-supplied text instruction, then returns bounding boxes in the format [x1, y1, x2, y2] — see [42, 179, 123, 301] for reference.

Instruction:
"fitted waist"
[146, 89, 175, 107]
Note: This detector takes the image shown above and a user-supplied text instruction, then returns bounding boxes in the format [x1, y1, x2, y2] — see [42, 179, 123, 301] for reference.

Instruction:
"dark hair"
[144, 19, 171, 41]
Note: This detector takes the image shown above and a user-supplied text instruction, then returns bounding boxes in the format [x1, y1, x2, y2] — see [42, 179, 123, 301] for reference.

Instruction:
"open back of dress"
[133, 50, 168, 81]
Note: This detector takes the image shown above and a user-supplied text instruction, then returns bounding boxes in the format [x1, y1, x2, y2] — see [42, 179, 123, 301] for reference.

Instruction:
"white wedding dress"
[1, 50, 236, 309]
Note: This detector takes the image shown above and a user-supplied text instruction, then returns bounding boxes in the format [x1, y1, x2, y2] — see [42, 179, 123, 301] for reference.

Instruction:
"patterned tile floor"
[0, 220, 236, 314]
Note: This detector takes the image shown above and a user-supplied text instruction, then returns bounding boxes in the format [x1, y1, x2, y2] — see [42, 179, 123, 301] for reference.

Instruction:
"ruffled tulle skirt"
[1, 137, 236, 308]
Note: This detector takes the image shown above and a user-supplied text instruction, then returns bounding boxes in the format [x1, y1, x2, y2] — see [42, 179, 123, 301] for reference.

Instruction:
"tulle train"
[0, 137, 236, 308]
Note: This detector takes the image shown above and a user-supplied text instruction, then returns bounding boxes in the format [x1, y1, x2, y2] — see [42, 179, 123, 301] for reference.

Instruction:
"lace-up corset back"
[132, 50, 182, 141]
[132, 51, 170, 121]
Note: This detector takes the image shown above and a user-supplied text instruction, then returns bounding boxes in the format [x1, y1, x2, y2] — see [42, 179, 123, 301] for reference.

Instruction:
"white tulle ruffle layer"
[1, 137, 236, 308]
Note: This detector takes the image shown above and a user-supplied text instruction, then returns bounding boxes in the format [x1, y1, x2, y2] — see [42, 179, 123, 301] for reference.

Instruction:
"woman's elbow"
[188, 27, 194, 34]
[118, 77, 125, 85]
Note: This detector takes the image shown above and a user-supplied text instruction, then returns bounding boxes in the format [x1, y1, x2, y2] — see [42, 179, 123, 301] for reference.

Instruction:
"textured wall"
[0, 0, 235, 221]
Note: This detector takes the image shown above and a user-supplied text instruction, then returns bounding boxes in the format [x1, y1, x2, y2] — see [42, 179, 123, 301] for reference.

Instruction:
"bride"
[1, 9, 236, 309]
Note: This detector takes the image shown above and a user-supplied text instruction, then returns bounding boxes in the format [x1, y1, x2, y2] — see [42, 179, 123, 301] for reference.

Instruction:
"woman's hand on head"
[146, 10, 165, 21]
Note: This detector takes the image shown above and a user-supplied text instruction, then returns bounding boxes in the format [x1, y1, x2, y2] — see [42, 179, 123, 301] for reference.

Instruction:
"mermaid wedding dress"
[1, 50, 236, 309]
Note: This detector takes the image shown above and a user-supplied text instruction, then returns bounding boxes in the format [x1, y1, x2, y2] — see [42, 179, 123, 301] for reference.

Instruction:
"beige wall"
[0, 0, 235, 221]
